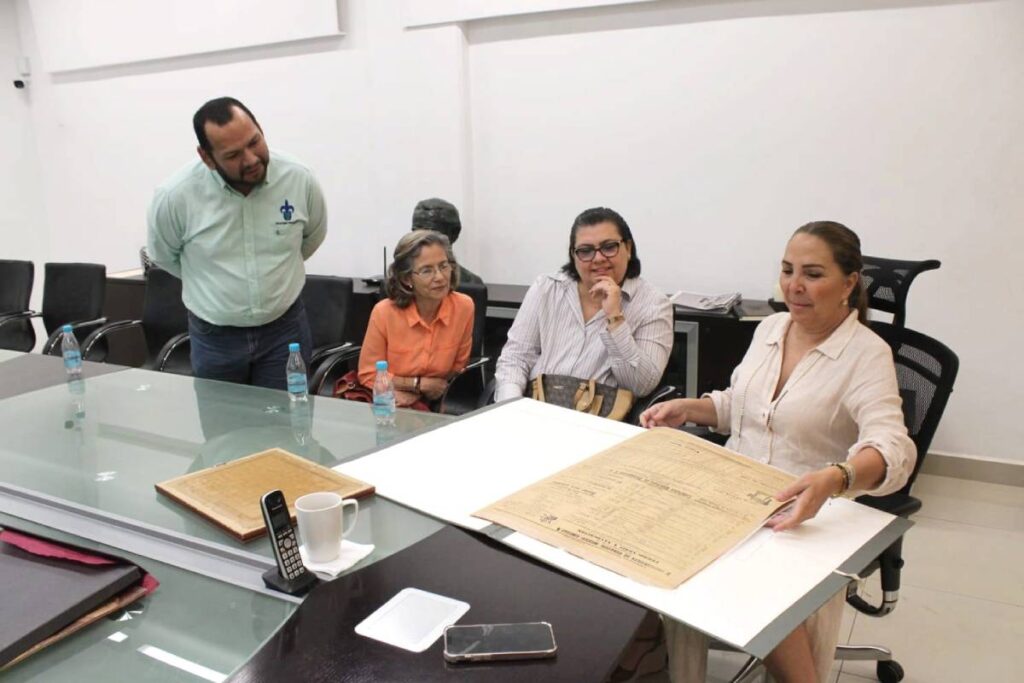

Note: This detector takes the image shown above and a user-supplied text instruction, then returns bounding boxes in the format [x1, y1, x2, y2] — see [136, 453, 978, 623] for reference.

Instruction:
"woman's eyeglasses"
[411, 262, 453, 279]
[573, 240, 623, 262]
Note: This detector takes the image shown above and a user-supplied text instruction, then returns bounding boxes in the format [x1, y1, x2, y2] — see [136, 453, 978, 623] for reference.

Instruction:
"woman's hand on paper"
[766, 467, 845, 532]
[639, 399, 690, 429]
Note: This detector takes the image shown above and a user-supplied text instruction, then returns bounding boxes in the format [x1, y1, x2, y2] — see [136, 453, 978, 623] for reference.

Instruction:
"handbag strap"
[605, 389, 634, 421]
[532, 376, 546, 402]
[574, 379, 597, 412]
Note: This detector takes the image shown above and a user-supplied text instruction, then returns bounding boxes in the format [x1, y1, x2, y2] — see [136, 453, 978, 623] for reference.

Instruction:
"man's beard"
[214, 156, 268, 193]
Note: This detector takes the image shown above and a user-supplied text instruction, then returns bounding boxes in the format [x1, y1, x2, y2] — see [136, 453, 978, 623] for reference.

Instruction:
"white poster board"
[337, 400, 899, 651]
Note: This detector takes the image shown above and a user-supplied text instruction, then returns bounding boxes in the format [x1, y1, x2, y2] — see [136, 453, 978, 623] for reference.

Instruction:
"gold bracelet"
[827, 462, 851, 498]
[843, 461, 857, 491]
[606, 312, 625, 326]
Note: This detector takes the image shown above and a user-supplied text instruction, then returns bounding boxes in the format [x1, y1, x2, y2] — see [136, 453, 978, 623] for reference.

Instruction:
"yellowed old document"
[476, 427, 796, 589]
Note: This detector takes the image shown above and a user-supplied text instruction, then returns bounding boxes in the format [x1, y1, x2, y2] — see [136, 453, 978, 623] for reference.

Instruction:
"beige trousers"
[664, 592, 846, 683]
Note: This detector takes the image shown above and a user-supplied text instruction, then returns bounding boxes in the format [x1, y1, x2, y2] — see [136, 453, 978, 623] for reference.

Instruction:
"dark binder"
[0, 530, 145, 667]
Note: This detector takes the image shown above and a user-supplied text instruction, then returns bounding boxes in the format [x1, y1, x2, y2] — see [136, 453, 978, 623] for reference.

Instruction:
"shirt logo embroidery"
[279, 200, 295, 221]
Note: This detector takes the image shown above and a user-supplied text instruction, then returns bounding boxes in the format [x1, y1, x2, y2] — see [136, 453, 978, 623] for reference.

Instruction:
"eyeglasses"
[411, 262, 453, 279]
[573, 240, 624, 262]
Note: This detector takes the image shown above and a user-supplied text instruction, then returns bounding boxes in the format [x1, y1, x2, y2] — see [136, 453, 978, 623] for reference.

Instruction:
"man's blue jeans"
[188, 298, 313, 391]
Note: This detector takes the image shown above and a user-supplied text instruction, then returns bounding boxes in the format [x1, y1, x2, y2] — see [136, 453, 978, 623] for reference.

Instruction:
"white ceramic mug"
[295, 492, 359, 563]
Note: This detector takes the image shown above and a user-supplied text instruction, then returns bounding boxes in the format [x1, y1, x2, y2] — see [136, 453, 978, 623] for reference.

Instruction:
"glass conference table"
[0, 353, 450, 681]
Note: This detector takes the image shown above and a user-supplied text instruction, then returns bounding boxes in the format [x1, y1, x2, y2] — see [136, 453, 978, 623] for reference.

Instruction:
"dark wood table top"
[229, 526, 648, 683]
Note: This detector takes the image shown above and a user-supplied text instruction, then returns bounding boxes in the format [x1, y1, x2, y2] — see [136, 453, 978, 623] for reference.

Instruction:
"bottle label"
[372, 393, 395, 417]
[287, 372, 307, 395]
[64, 350, 82, 370]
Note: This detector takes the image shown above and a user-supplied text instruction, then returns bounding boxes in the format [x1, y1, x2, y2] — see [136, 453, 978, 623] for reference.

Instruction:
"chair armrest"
[155, 332, 192, 372]
[310, 345, 362, 396]
[437, 357, 491, 414]
[0, 311, 39, 353]
[41, 317, 109, 355]
[81, 320, 143, 360]
[629, 385, 681, 424]
[449, 356, 490, 380]
[311, 342, 354, 367]
[0, 310, 38, 327]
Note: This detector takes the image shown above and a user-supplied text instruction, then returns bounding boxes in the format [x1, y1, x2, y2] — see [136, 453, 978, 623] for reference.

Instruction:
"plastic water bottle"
[372, 360, 396, 426]
[286, 343, 308, 402]
[61, 324, 83, 380]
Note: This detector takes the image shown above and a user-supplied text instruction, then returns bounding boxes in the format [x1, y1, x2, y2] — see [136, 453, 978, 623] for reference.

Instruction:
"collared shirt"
[494, 272, 674, 402]
[707, 311, 916, 496]
[357, 292, 475, 387]
[147, 151, 327, 327]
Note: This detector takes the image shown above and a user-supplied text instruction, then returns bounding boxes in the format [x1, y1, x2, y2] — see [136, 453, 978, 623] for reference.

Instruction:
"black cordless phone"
[260, 490, 310, 582]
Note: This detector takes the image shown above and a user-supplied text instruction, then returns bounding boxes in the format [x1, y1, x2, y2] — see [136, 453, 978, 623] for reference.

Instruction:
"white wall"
[12, 0, 470, 278]
[0, 0, 47, 283]
[6, 0, 1023, 464]
[466, 0, 1024, 463]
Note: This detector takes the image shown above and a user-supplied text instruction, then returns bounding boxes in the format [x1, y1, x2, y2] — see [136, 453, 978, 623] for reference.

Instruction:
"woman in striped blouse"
[494, 207, 674, 403]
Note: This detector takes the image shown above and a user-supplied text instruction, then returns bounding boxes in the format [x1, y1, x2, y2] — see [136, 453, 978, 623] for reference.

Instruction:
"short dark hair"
[560, 207, 641, 282]
[192, 97, 261, 152]
[385, 230, 460, 308]
[792, 220, 868, 324]
[412, 198, 461, 243]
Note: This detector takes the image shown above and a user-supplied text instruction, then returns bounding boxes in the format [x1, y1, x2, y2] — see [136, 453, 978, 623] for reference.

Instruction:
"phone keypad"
[277, 528, 306, 580]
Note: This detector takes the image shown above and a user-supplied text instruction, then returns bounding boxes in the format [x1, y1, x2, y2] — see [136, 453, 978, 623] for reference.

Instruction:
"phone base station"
[262, 566, 319, 596]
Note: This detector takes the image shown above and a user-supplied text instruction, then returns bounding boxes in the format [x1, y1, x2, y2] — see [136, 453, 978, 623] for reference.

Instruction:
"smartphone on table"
[443, 622, 557, 662]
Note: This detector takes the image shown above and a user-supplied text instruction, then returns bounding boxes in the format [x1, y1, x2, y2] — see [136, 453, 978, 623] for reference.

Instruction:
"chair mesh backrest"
[455, 281, 488, 358]
[861, 256, 940, 328]
[870, 321, 959, 494]
[301, 275, 354, 349]
[0, 259, 34, 314]
[41, 262, 107, 335]
[141, 268, 189, 362]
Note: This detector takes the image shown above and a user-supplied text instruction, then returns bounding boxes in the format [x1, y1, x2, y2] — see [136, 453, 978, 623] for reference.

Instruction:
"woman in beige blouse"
[640, 221, 915, 683]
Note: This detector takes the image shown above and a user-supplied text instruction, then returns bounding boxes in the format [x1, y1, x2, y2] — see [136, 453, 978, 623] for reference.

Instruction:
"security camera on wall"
[13, 56, 29, 89]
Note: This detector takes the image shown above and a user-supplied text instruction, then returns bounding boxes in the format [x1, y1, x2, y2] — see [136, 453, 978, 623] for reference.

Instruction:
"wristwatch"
[606, 312, 626, 326]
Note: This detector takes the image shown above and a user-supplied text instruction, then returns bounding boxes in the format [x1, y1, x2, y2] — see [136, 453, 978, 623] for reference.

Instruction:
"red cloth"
[0, 528, 159, 594]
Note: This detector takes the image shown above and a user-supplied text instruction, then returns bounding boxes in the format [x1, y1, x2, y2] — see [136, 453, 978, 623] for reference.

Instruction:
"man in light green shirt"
[147, 97, 327, 390]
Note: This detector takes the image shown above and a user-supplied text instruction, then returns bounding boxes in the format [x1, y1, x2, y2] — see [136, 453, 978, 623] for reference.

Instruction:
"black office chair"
[721, 323, 960, 683]
[0, 259, 35, 351]
[0, 262, 107, 355]
[82, 267, 192, 374]
[38, 263, 109, 356]
[438, 281, 490, 415]
[829, 322, 959, 682]
[861, 256, 941, 329]
[301, 275, 362, 396]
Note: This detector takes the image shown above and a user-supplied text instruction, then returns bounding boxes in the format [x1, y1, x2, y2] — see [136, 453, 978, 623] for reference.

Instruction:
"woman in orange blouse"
[358, 230, 475, 408]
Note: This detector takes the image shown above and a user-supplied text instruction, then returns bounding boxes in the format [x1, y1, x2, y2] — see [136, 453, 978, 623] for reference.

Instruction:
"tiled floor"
[644, 473, 1024, 682]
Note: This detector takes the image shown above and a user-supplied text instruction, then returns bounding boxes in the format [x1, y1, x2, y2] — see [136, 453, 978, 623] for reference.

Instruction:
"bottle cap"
[375, 360, 388, 371]
[288, 342, 300, 353]
[62, 324, 73, 333]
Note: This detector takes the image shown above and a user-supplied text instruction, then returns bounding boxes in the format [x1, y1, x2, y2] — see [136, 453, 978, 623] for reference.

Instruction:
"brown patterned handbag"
[530, 374, 634, 422]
